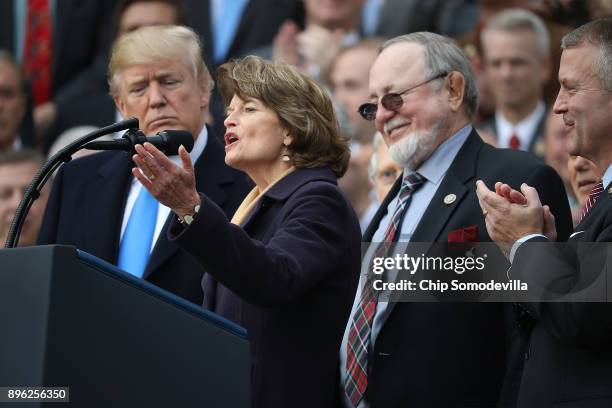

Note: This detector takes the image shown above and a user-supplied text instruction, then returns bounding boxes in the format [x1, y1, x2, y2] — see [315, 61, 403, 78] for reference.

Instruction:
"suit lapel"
[143, 135, 233, 278]
[85, 152, 133, 264]
[380, 130, 482, 318]
[412, 130, 481, 242]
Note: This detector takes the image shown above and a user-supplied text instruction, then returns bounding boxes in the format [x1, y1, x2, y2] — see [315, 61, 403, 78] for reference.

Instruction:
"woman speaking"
[132, 56, 361, 408]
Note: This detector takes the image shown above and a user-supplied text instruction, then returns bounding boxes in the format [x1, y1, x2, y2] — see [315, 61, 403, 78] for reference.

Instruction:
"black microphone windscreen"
[157, 130, 194, 155]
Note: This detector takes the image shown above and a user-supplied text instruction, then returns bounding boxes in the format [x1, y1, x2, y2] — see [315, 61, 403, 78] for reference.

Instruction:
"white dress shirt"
[339, 124, 472, 408]
[119, 125, 208, 253]
[495, 101, 545, 151]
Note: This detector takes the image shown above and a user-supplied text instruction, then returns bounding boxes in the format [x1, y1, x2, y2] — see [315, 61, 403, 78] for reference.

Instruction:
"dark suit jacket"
[168, 167, 361, 408]
[37, 133, 250, 304]
[373, 0, 477, 38]
[361, 129, 573, 407]
[509, 182, 612, 407]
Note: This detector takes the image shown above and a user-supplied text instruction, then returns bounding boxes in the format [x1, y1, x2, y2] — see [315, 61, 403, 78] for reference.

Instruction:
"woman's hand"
[132, 142, 200, 219]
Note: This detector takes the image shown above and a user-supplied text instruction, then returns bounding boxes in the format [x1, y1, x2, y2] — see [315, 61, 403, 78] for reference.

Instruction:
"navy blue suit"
[168, 166, 361, 408]
[37, 134, 250, 304]
[510, 182, 612, 407]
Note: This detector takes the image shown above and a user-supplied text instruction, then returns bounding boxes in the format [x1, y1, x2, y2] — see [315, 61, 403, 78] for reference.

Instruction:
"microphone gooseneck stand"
[4, 117, 139, 248]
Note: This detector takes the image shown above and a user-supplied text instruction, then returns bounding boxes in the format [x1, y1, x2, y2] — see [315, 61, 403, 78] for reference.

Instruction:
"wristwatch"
[179, 204, 200, 225]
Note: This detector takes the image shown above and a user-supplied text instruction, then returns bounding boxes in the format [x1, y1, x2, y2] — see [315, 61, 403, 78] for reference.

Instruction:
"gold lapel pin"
[444, 194, 456, 205]
[607, 187, 612, 194]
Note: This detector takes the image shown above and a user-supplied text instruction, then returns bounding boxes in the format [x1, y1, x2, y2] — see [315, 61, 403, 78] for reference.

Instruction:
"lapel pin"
[608, 187, 612, 194]
[444, 194, 456, 205]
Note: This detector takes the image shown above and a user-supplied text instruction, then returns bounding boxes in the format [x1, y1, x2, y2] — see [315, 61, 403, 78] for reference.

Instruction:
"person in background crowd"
[568, 154, 602, 220]
[330, 39, 383, 232]
[52, 0, 190, 137]
[0, 149, 48, 247]
[37, 26, 250, 305]
[369, 132, 401, 204]
[364, 0, 477, 38]
[0, 51, 32, 152]
[132, 55, 361, 408]
[480, 9, 551, 156]
[542, 108, 585, 223]
[0, 0, 115, 146]
[269, 0, 364, 82]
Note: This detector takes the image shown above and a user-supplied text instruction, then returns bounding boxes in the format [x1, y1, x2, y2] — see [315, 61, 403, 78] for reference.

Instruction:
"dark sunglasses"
[358, 72, 448, 121]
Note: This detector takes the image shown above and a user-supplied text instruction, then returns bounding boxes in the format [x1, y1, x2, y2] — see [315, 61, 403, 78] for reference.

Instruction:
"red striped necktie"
[24, 0, 52, 106]
[345, 172, 425, 407]
[580, 179, 604, 222]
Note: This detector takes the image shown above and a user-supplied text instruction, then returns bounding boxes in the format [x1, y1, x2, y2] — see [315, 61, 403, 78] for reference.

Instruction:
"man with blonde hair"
[38, 25, 249, 304]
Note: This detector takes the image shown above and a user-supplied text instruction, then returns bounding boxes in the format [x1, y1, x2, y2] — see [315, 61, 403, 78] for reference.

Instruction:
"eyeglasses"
[358, 72, 448, 121]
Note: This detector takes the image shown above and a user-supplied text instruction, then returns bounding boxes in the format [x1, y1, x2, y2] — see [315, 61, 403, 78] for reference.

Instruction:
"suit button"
[524, 346, 531, 360]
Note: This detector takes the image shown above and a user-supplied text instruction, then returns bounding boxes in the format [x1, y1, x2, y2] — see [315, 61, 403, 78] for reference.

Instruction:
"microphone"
[84, 129, 194, 155]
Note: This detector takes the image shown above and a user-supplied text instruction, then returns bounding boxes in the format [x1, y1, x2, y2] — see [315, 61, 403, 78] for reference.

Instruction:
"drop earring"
[281, 146, 291, 162]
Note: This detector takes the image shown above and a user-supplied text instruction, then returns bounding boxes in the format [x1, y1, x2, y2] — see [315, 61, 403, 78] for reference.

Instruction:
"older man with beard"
[338, 32, 572, 408]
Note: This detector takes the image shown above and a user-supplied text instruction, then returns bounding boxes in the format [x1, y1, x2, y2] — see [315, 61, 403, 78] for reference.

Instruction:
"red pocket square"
[447, 225, 479, 243]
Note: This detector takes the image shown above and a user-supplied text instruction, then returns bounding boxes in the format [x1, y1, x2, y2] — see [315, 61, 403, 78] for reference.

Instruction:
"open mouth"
[224, 133, 239, 147]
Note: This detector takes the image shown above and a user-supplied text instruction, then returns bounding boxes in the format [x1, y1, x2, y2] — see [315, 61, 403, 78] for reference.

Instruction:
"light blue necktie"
[212, 0, 247, 64]
[118, 186, 158, 278]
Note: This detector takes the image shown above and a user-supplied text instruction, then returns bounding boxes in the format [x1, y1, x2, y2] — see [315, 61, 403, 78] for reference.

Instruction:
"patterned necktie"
[509, 132, 520, 150]
[345, 172, 426, 407]
[24, 0, 52, 106]
[118, 186, 159, 278]
[580, 179, 604, 222]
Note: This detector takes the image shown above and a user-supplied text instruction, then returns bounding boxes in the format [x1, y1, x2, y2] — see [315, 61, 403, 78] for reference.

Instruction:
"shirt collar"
[603, 164, 612, 189]
[496, 101, 545, 148]
[404, 124, 472, 184]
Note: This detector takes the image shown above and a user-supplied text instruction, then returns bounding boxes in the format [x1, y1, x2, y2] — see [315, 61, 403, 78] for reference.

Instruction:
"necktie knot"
[400, 172, 426, 194]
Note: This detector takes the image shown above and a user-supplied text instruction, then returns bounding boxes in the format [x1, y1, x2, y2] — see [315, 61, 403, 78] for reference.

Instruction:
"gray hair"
[369, 131, 384, 181]
[381, 32, 479, 119]
[481, 9, 550, 57]
[561, 16, 612, 91]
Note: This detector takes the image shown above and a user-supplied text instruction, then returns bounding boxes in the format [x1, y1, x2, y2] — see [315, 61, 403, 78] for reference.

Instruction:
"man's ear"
[114, 94, 127, 118]
[200, 78, 211, 110]
[447, 71, 466, 113]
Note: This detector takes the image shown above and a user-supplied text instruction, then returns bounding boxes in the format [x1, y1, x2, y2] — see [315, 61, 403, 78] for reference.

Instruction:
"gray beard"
[388, 122, 440, 171]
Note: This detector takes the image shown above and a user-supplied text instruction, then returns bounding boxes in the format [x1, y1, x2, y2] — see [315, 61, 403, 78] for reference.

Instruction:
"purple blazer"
[168, 166, 361, 408]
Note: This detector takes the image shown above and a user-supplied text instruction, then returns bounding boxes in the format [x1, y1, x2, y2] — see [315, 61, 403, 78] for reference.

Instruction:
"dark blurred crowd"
[1, 0, 611, 245]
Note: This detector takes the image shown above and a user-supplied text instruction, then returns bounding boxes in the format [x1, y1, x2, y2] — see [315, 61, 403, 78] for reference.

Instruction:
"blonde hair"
[217, 56, 350, 177]
[108, 25, 213, 97]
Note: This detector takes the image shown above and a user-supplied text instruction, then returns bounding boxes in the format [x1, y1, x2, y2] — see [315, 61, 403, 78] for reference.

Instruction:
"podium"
[0, 245, 250, 407]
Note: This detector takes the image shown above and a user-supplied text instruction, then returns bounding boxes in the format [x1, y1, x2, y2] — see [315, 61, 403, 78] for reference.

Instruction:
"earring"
[281, 146, 290, 162]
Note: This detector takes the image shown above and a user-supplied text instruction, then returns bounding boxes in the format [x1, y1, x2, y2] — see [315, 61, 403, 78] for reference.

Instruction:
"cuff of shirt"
[509, 233, 548, 263]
